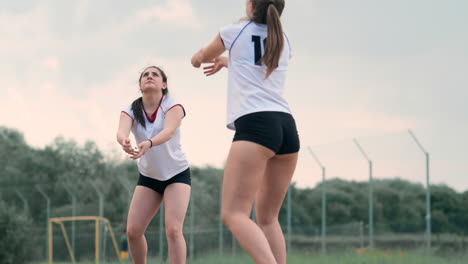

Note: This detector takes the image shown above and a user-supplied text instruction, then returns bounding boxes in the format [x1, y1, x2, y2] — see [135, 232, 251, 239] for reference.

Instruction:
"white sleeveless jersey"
[220, 20, 292, 130]
[122, 96, 189, 181]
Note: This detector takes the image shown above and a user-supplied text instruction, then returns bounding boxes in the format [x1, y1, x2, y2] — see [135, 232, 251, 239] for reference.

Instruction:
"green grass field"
[41, 250, 468, 264]
[190, 252, 467, 264]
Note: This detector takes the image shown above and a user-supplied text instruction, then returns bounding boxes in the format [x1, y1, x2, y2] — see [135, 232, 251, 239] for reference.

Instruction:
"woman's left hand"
[130, 140, 152, 159]
[203, 56, 228, 76]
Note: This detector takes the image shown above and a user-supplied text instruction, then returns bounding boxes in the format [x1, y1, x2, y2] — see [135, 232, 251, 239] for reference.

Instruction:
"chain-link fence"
[2, 131, 468, 263]
[23, 179, 468, 262]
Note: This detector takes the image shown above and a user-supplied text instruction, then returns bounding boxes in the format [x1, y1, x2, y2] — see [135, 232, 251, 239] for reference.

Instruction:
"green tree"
[0, 200, 39, 264]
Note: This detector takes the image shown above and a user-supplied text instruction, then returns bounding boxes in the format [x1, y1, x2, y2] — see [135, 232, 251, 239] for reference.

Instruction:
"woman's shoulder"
[121, 104, 135, 119]
[161, 96, 186, 116]
[221, 19, 252, 31]
[232, 18, 251, 26]
[122, 103, 134, 113]
[161, 96, 181, 108]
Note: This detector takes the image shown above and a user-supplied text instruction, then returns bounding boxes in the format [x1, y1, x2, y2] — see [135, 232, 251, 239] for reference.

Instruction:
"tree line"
[0, 126, 467, 262]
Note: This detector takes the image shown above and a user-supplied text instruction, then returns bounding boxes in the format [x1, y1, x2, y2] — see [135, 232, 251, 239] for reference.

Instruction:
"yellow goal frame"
[48, 216, 121, 264]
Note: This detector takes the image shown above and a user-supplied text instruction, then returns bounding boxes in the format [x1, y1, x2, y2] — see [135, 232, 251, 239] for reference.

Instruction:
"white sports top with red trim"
[122, 96, 189, 181]
[220, 20, 292, 130]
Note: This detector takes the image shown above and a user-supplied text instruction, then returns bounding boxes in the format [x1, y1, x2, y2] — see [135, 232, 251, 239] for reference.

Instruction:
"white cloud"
[339, 110, 416, 131]
[0, 5, 52, 59]
[0, 57, 137, 149]
[0, 83, 80, 147]
[75, 0, 90, 27]
[294, 106, 420, 148]
[126, 0, 202, 29]
[41, 56, 60, 70]
[1, 0, 467, 192]
[0, 54, 230, 168]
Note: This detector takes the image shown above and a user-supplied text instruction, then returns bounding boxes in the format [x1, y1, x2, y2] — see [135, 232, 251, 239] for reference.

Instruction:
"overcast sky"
[1, 0, 467, 191]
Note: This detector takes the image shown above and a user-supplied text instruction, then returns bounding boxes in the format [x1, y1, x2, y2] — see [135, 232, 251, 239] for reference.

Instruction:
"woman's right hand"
[203, 56, 228, 76]
[122, 138, 137, 155]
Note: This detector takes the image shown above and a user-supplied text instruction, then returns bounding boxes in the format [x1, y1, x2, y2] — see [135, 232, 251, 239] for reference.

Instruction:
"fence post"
[63, 184, 77, 253]
[36, 185, 50, 260]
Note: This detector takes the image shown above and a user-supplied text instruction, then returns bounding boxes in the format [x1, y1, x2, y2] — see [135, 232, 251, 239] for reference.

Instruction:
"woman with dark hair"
[117, 66, 190, 264]
[191, 1, 298, 263]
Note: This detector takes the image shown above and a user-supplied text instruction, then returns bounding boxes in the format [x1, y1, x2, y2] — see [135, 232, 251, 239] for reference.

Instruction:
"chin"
[142, 87, 161, 93]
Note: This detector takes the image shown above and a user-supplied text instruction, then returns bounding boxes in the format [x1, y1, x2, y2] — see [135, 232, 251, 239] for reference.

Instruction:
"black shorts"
[137, 168, 191, 194]
[233, 111, 300, 155]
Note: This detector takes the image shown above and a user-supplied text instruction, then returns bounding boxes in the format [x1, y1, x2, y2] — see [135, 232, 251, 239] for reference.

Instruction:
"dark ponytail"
[251, 0, 285, 78]
[131, 97, 146, 129]
[132, 66, 169, 128]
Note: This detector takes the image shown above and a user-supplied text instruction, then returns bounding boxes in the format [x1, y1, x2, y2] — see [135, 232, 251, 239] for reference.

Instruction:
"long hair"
[251, 0, 285, 78]
[131, 66, 168, 128]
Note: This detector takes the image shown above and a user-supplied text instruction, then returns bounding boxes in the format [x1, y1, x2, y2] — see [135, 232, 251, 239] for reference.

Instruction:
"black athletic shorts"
[233, 111, 300, 155]
[137, 168, 191, 194]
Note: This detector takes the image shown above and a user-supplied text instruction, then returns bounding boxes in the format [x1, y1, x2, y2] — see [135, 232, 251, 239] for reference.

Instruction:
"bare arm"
[117, 112, 137, 155]
[149, 106, 184, 146]
[131, 106, 185, 159]
[191, 34, 226, 68]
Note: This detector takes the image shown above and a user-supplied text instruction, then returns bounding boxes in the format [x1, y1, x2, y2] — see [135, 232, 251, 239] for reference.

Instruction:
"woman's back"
[220, 20, 292, 129]
[190, 1, 299, 263]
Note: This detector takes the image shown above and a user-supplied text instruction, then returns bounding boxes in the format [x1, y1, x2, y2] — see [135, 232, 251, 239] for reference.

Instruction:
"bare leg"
[164, 183, 191, 264]
[127, 186, 163, 264]
[256, 153, 298, 264]
[221, 141, 277, 264]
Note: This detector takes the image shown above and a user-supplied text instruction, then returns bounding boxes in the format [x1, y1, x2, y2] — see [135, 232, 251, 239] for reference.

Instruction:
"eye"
[143, 72, 149, 77]
[151, 72, 159, 77]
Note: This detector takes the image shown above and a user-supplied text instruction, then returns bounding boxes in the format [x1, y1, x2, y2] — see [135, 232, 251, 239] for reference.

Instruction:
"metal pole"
[219, 180, 224, 255]
[307, 147, 327, 254]
[36, 185, 51, 260]
[63, 184, 77, 253]
[359, 221, 364, 248]
[90, 182, 104, 259]
[159, 204, 164, 263]
[408, 130, 431, 252]
[369, 161, 374, 247]
[189, 196, 194, 262]
[231, 231, 236, 256]
[321, 167, 326, 254]
[426, 153, 431, 251]
[116, 175, 132, 259]
[116, 176, 132, 210]
[90, 182, 104, 218]
[15, 190, 29, 214]
[353, 139, 374, 248]
[103, 225, 108, 261]
[287, 185, 292, 252]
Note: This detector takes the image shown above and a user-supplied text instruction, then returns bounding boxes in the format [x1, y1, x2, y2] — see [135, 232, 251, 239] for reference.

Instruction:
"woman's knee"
[126, 224, 145, 239]
[222, 209, 249, 228]
[221, 208, 235, 226]
[256, 214, 279, 228]
[165, 223, 183, 240]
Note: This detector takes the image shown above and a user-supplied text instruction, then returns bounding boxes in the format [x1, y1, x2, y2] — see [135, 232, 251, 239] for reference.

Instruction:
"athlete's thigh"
[127, 186, 163, 233]
[163, 183, 191, 225]
[255, 152, 298, 223]
[222, 141, 275, 215]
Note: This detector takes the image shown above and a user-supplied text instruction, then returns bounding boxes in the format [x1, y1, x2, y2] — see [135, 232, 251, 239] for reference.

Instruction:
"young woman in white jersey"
[191, 1, 299, 264]
[117, 66, 190, 264]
